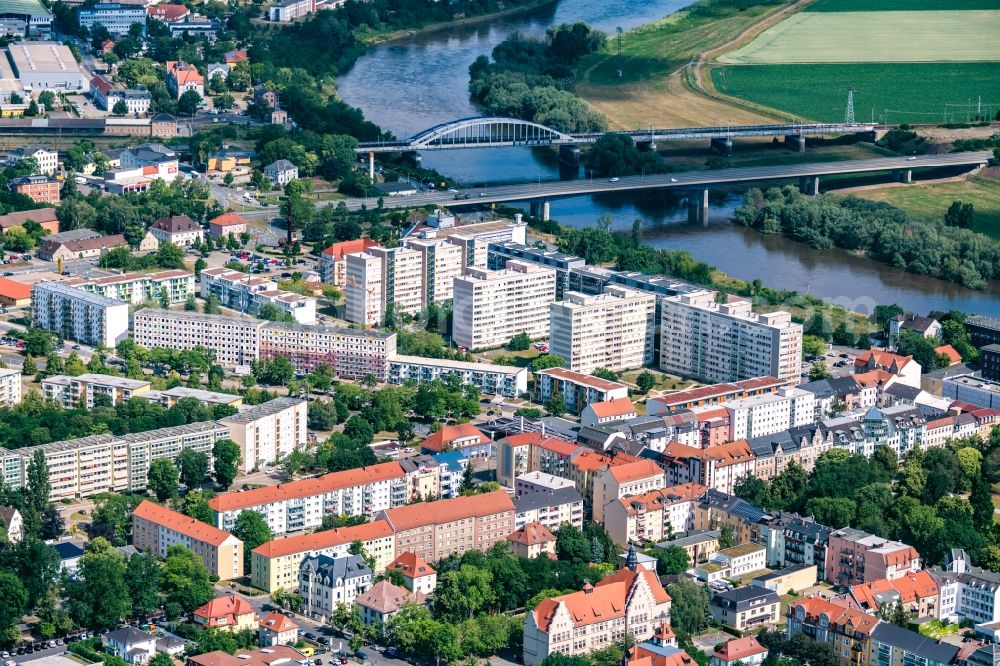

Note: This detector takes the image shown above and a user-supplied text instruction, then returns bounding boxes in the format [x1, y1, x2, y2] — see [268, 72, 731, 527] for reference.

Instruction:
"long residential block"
[453, 260, 556, 350]
[208, 461, 408, 535]
[31, 281, 129, 347]
[535, 367, 630, 415]
[67, 269, 195, 305]
[218, 397, 307, 473]
[132, 500, 244, 580]
[42, 373, 151, 409]
[377, 490, 516, 563]
[387, 354, 527, 397]
[0, 421, 230, 501]
[660, 291, 802, 386]
[200, 267, 317, 324]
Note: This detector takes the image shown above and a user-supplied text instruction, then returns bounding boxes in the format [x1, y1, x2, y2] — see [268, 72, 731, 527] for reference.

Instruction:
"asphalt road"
[238, 151, 991, 216]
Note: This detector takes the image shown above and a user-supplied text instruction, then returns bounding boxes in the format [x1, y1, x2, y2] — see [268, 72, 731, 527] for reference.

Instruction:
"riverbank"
[364, 0, 558, 46]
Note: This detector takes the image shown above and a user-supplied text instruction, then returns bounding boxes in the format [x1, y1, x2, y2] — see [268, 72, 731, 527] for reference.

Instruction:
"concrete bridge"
[340, 151, 991, 222]
[355, 116, 882, 175]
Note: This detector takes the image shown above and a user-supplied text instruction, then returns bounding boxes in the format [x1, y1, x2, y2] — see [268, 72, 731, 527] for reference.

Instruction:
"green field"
[844, 177, 1000, 242]
[806, 0, 1000, 11]
[719, 11, 1000, 63]
[711, 62, 1000, 123]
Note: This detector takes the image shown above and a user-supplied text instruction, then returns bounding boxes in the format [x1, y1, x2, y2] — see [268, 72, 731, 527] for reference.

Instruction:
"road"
[237, 151, 991, 216]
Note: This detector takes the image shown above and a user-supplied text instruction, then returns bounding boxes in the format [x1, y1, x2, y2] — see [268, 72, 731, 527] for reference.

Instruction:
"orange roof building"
[0, 277, 32, 307]
[208, 212, 248, 239]
[593, 458, 667, 522]
[660, 440, 756, 495]
[165, 60, 203, 99]
[379, 490, 515, 563]
[318, 239, 380, 286]
[132, 500, 244, 580]
[250, 520, 395, 593]
[194, 594, 258, 632]
[418, 423, 489, 457]
[507, 521, 556, 559]
[496, 431, 580, 487]
[188, 646, 308, 666]
[711, 636, 767, 666]
[258, 612, 298, 647]
[848, 571, 939, 618]
[581, 396, 637, 426]
[603, 483, 707, 546]
[935, 344, 962, 366]
[787, 596, 879, 657]
[388, 552, 437, 594]
[524, 558, 672, 666]
[208, 461, 406, 534]
[854, 349, 921, 389]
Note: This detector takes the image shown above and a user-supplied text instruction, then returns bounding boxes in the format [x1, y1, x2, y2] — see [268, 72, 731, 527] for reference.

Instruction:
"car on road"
[72, 344, 81, 350]
[386, 647, 398, 658]
[907, 156, 916, 161]
[670, 177, 678, 182]
[356, 652, 369, 660]
[608, 177, 619, 182]
[478, 192, 486, 197]
[305, 633, 317, 641]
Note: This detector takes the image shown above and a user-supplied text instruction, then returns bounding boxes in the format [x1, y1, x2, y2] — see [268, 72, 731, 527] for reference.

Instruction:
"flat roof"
[8, 42, 83, 76]
[0, 0, 51, 18]
[220, 397, 304, 423]
[390, 354, 526, 374]
[32, 280, 124, 307]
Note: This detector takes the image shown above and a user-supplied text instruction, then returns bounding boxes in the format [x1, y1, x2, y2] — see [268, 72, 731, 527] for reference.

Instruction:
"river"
[337, 0, 1000, 318]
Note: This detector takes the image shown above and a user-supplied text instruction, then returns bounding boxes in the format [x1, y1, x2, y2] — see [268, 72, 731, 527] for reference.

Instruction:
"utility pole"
[844, 87, 855, 125]
[616, 27, 623, 78]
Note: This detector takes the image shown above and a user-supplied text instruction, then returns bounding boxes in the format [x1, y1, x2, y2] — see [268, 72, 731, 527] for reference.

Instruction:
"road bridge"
[354, 116, 881, 175]
[333, 152, 991, 223]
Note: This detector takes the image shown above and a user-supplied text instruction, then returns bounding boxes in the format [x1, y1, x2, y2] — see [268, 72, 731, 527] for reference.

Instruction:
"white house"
[103, 628, 157, 665]
[264, 159, 298, 187]
[299, 554, 372, 620]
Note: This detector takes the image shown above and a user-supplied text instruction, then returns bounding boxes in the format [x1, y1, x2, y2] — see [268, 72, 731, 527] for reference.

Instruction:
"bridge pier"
[784, 135, 806, 153]
[710, 137, 733, 157]
[637, 140, 658, 153]
[687, 189, 709, 226]
[368, 152, 375, 180]
[892, 169, 913, 183]
[799, 176, 820, 195]
[403, 151, 422, 167]
[559, 145, 581, 164]
[529, 200, 551, 220]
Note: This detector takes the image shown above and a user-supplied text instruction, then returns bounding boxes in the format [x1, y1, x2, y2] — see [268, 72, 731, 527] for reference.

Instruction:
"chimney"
[582, 580, 593, 594]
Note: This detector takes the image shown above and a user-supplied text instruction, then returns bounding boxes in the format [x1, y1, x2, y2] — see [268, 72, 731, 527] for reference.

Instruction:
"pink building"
[825, 527, 920, 587]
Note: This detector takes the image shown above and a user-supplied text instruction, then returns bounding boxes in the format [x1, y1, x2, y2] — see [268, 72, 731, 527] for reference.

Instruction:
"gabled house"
[166, 60, 204, 99]
[149, 214, 204, 247]
[387, 552, 437, 595]
[103, 627, 157, 665]
[193, 594, 258, 632]
[258, 612, 298, 647]
[264, 159, 298, 187]
[355, 580, 426, 628]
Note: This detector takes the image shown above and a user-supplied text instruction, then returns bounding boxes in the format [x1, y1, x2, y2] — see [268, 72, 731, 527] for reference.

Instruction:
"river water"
[337, 0, 1000, 317]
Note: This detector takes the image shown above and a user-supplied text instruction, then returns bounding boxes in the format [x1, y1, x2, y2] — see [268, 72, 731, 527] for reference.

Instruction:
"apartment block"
[68, 269, 195, 305]
[453, 260, 556, 350]
[344, 252, 384, 327]
[134, 309, 264, 367]
[515, 471, 576, 497]
[592, 459, 667, 523]
[209, 461, 408, 535]
[645, 376, 789, 416]
[710, 587, 781, 631]
[146, 386, 243, 409]
[487, 242, 585, 299]
[250, 521, 395, 593]
[523, 558, 672, 666]
[299, 554, 371, 619]
[496, 432, 580, 489]
[387, 354, 528, 398]
[659, 291, 803, 386]
[603, 483, 706, 546]
[535, 367, 629, 415]
[31, 281, 129, 347]
[42, 373, 151, 409]
[549, 286, 656, 374]
[378, 490, 516, 563]
[344, 247, 424, 326]
[436, 218, 527, 268]
[79, 3, 145, 36]
[660, 441, 757, 495]
[132, 500, 244, 580]
[0, 421, 230, 501]
[319, 239, 380, 286]
[513, 487, 584, 531]
[933, 549, 1000, 624]
[218, 398, 307, 473]
[826, 528, 921, 586]
[0, 368, 22, 407]
[403, 236, 464, 304]
[260, 322, 396, 379]
[200, 267, 317, 325]
[714, 386, 816, 441]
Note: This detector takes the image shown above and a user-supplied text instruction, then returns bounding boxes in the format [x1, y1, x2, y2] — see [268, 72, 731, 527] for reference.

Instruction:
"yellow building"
[193, 594, 258, 632]
[250, 521, 395, 593]
[207, 154, 251, 172]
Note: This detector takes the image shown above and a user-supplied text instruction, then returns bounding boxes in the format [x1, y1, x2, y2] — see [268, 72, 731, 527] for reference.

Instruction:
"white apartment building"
[9, 146, 58, 175]
[452, 260, 556, 351]
[549, 286, 656, 375]
[0, 421, 230, 501]
[260, 322, 396, 380]
[200, 267, 317, 324]
[218, 397, 307, 473]
[720, 387, 816, 441]
[68, 269, 195, 305]
[0, 368, 22, 407]
[134, 309, 265, 367]
[515, 471, 577, 497]
[387, 354, 528, 398]
[78, 3, 145, 36]
[437, 218, 528, 268]
[933, 551, 1000, 624]
[535, 367, 630, 415]
[208, 461, 408, 535]
[299, 554, 372, 620]
[31, 281, 129, 347]
[603, 483, 705, 546]
[345, 252, 384, 327]
[402, 236, 464, 304]
[660, 291, 803, 386]
[42, 373, 150, 409]
[592, 459, 667, 523]
[513, 487, 584, 531]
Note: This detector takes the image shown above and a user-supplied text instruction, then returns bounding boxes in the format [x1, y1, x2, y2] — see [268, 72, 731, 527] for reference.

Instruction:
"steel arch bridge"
[358, 116, 579, 153]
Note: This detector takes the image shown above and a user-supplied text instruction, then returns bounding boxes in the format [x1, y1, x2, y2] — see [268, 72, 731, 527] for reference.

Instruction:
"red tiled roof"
[662, 440, 755, 467]
[507, 521, 555, 546]
[608, 459, 663, 484]
[166, 61, 203, 86]
[587, 397, 636, 419]
[855, 349, 914, 372]
[0, 207, 57, 229]
[148, 4, 190, 21]
[0, 277, 31, 301]
[209, 212, 247, 228]
[935, 344, 962, 365]
[194, 594, 256, 626]
[571, 450, 639, 473]
[252, 520, 393, 559]
[419, 423, 485, 453]
[258, 612, 297, 633]
[355, 580, 424, 614]
[389, 552, 435, 578]
[209, 462, 405, 513]
[321, 239, 380, 260]
[537, 437, 580, 456]
[381, 490, 514, 532]
[714, 637, 767, 662]
[790, 596, 879, 635]
[850, 571, 938, 611]
[925, 416, 955, 431]
[649, 377, 786, 409]
[536, 367, 628, 392]
[618, 484, 707, 515]
[533, 567, 670, 632]
[132, 500, 236, 547]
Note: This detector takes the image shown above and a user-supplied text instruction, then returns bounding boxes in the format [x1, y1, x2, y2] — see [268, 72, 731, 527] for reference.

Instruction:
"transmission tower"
[844, 87, 856, 125]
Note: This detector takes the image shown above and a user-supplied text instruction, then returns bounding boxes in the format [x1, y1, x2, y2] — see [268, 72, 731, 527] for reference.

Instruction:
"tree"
[24, 328, 56, 357]
[178, 448, 210, 488]
[25, 449, 50, 518]
[147, 458, 180, 501]
[971, 473, 994, 531]
[112, 99, 129, 116]
[21, 355, 36, 376]
[944, 200, 975, 229]
[532, 354, 567, 372]
[555, 525, 590, 563]
[805, 497, 856, 528]
[545, 391, 566, 417]
[212, 439, 241, 488]
[0, 571, 27, 640]
[636, 371, 656, 394]
[718, 524, 735, 549]
[507, 332, 531, 351]
[162, 545, 214, 612]
[232, 510, 273, 569]
[344, 414, 374, 445]
[460, 463, 475, 494]
[67, 538, 130, 629]
[666, 579, 710, 635]
[178, 89, 203, 116]
[433, 565, 495, 622]
[149, 654, 174, 666]
[649, 546, 689, 575]
[90, 495, 137, 546]
[126, 553, 162, 618]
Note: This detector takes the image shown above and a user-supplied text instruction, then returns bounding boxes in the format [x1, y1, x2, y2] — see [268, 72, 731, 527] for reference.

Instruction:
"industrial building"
[6, 42, 88, 91]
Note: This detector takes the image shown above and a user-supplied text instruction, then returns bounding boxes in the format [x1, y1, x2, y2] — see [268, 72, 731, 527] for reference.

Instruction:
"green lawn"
[720, 11, 1000, 63]
[844, 176, 1000, 242]
[710, 62, 1000, 123]
[806, 0, 1000, 11]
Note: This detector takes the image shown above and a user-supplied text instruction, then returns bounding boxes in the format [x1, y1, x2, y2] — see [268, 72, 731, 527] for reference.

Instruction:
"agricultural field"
[719, 11, 1000, 63]
[710, 62, 1000, 123]
[807, 0, 1000, 10]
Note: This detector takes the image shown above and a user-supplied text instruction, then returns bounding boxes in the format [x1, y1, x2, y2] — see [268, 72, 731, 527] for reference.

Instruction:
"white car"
[670, 177, 678, 182]
[608, 177, 620, 182]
